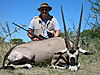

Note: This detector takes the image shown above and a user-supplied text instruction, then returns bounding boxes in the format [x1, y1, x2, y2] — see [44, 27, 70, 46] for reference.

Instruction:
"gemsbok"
[1, 5, 92, 71]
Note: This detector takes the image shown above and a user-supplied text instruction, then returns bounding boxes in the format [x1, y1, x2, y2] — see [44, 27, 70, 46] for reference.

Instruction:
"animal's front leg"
[50, 51, 68, 69]
[50, 54, 60, 69]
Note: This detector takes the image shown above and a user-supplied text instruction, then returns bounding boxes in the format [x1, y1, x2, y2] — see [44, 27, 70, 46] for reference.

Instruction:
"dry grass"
[0, 42, 100, 75]
[0, 63, 100, 75]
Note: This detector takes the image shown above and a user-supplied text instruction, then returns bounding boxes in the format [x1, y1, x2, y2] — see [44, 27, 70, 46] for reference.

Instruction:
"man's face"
[40, 7, 49, 19]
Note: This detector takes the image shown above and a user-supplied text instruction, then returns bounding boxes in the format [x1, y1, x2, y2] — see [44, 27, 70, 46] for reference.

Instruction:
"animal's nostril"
[70, 57, 75, 66]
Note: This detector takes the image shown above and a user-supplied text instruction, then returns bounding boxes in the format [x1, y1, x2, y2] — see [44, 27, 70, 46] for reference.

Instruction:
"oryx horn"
[61, 5, 71, 49]
[75, 4, 83, 49]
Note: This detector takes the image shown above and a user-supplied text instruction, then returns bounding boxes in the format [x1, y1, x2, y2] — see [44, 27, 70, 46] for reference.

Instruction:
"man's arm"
[53, 17, 61, 37]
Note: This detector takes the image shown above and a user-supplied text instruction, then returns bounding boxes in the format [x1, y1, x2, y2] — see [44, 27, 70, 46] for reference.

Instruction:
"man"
[28, 3, 60, 41]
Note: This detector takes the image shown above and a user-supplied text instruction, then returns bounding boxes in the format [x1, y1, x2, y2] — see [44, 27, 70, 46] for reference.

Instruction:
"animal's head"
[66, 46, 92, 71]
[53, 46, 92, 71]
[63, 4, 84, 71]
[67, 47, 80, 71]
[54, 47, 80, 71]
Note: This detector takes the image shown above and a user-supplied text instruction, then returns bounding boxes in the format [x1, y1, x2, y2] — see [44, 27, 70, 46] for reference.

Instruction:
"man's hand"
[27, 33, 40, 41]
[32, 38, 39, 41]
[27, 30, 40, 41]
[54, 30, 60, 37]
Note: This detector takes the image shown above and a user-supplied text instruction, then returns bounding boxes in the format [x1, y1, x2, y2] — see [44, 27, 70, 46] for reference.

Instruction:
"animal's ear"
[54, 48, 67, 55]
[79, 48, 93, 55]
[83, 51, 93, 55]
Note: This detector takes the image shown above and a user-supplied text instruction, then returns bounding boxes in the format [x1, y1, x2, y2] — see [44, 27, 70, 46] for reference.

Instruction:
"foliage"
[89, 0, 100, 14]
[60, 29, 76, 41]
[88, 0, 100, 28]
[0, 21, 18, 42]
[10, 38, 24, 45]
[0, 37, 4, 42]
[81, 27, 100, 39]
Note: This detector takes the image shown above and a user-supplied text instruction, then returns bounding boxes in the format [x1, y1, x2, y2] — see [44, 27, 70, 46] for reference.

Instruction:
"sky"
[0, 0, 92, 42]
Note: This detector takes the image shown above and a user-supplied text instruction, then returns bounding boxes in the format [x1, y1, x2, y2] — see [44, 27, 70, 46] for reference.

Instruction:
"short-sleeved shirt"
[28, 16, 60, 38]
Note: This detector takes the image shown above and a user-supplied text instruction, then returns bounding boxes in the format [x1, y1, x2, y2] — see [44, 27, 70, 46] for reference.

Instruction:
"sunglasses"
[41, 8, 49, 11]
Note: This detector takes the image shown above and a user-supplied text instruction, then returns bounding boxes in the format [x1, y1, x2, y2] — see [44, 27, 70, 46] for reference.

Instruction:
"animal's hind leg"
[3, 62, 15, 69]
[8, 64, 32, 69]
[7, 57, 32, 69]
[13, 56, 30, 65]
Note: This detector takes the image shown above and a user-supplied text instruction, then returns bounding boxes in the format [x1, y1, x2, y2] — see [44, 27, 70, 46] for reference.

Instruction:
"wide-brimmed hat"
[38, 3, 52, 11]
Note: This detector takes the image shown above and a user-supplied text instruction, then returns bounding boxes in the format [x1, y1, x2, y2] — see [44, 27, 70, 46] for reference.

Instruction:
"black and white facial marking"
[67, 48, 79, 71]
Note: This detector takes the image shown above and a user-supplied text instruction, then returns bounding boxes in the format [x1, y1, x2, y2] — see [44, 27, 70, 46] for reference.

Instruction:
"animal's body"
[2, 37, 91, 71]
[3, 37, 67, 68]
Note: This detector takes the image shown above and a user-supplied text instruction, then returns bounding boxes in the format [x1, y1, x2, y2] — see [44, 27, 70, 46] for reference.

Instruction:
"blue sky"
[0, 0, 91, 42]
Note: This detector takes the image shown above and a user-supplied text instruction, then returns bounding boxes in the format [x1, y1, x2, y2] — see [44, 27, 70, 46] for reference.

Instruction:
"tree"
[0, 21, 18, 41]
[10, 38, 24, 45]
[88, 0, 100, 28]
[81, 27, 100, 39]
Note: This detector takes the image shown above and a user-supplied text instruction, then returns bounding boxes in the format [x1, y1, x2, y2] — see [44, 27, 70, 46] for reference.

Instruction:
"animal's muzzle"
[69, 57, 76, 66]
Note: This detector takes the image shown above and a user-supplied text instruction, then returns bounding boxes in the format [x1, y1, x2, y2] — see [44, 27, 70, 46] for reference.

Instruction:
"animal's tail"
[2, 45, 17, 69]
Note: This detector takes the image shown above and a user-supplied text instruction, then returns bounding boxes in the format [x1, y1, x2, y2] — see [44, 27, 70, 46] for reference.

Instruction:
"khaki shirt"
[28, 15, 60, 38]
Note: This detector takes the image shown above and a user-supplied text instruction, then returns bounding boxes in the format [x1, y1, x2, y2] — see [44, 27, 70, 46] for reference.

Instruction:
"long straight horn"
[61, 5, 71, 49]
[75, 4, 83, 48]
